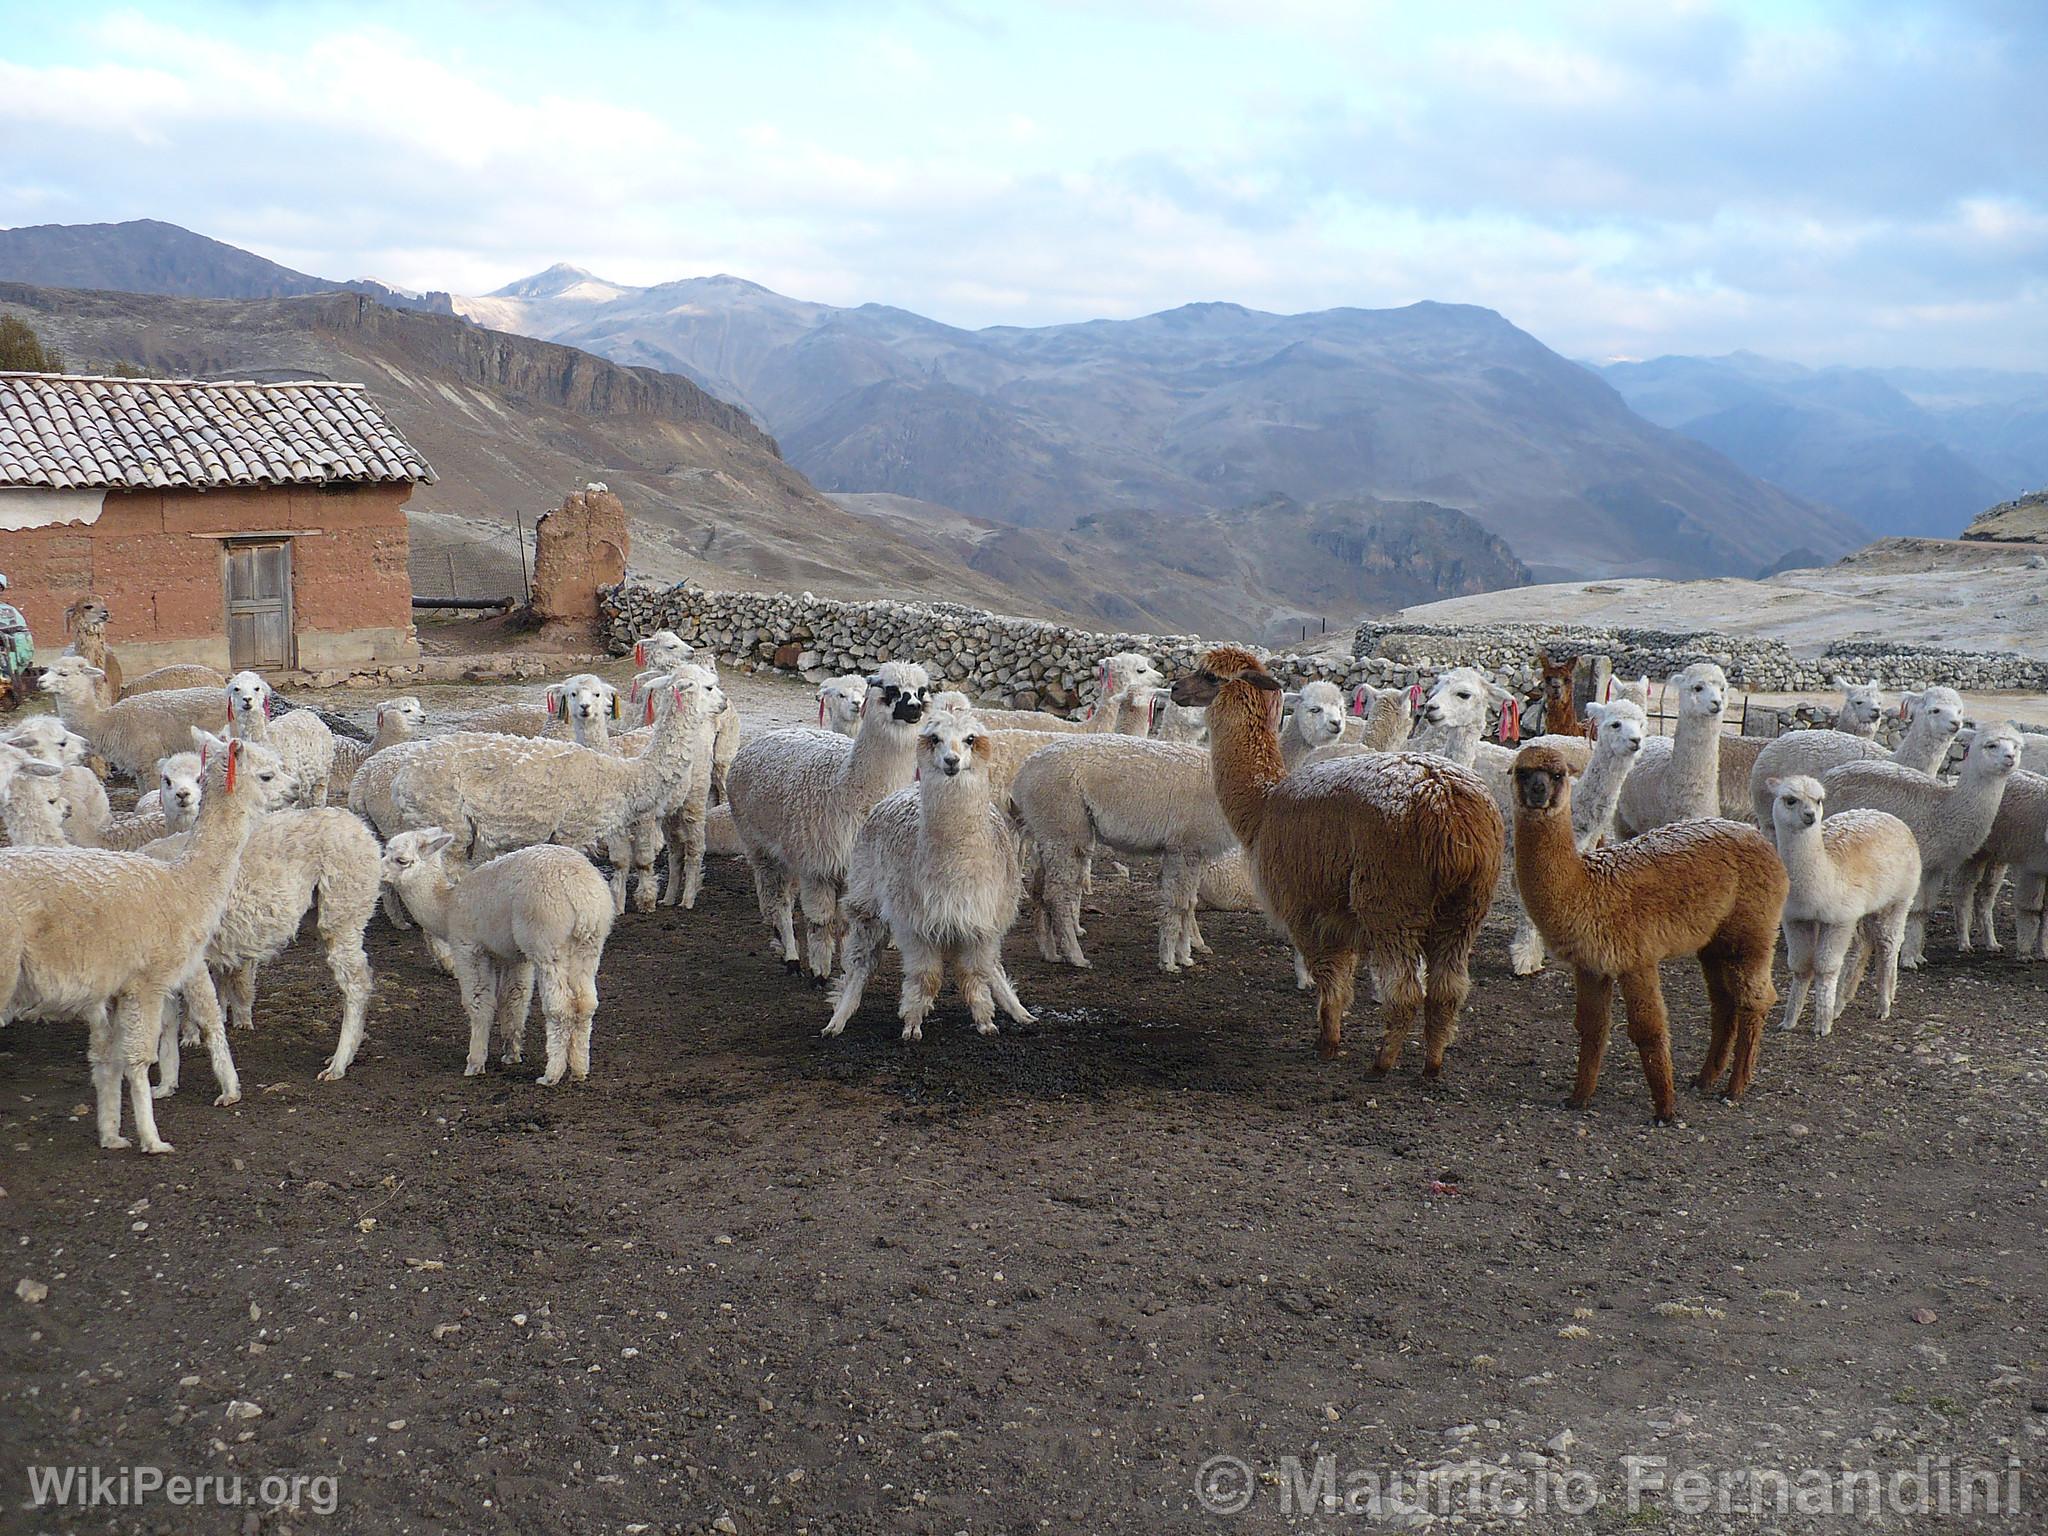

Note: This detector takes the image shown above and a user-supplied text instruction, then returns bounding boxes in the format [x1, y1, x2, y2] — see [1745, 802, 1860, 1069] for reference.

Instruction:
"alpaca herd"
[2, 613, 2044, 1156]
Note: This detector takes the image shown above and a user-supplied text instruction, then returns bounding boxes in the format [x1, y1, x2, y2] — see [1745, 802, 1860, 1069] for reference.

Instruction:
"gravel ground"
[3, 797, 2044, 1532]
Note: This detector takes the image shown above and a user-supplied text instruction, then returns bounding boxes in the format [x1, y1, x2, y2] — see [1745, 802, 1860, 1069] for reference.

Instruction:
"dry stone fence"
[601, 582, 2048, 744]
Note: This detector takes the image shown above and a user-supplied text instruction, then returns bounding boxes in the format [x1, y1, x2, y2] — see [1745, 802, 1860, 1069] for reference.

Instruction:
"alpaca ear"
[418, 827, 455, 858]
[1281, 690, 1301, 711]
[1484, 678, 1512, 703]
[1244, 672, 1283, 692]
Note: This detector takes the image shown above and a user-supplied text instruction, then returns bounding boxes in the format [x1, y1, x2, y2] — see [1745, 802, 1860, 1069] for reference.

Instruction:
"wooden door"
[225, 540, 293, 670]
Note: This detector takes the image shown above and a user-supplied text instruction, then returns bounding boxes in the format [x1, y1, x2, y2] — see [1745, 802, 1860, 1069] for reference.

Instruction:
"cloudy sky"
[2, 1, 2042, 367]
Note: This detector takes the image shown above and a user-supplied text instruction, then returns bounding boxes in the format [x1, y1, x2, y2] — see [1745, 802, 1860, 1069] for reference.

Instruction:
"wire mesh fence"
[406, 513, 533, 608]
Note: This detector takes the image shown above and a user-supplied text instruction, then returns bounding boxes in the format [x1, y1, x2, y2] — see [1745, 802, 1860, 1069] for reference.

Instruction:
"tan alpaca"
[1172, 646, 1503, 1075]
[1511, 743, 1787, 1123]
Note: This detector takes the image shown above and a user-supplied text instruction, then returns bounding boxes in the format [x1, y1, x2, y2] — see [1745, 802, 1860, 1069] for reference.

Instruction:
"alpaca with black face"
[726, 660, 934, 978]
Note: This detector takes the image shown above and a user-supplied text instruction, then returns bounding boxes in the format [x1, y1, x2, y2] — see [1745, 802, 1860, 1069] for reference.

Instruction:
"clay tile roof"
[0, 372, 436, 492]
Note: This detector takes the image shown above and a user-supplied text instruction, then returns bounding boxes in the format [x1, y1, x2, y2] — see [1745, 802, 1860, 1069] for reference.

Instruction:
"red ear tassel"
[818, 696, 826, 725]
[1500, 697, 1521, 744]
[224, 739, 240, 794]
[645, 692, 655, 725]
[262, 693, 271, 720]
[635, 641, 645, 667]
[1408, 682, 1424, 709]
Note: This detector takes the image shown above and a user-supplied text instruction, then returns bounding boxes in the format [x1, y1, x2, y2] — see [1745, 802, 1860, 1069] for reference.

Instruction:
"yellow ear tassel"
[611, 692, 622, 721]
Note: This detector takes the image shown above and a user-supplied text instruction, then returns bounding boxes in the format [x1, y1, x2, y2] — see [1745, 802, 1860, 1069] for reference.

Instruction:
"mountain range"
[15, 217, 2023, 636]
[453, 263, 1863, 581]
[1596, 352, 2047, 539]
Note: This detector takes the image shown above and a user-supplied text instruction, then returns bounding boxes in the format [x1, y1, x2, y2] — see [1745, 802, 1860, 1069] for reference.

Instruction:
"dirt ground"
[3, 821, 2045, 1532]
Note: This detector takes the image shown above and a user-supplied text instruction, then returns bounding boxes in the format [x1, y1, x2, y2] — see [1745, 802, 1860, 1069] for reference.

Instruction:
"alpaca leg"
[604, 832, 630, 915]
[380, 889, 414, 931]
[1954, 860, 1989, 951]
[1901, 878, 1931, 968]
[222, 964, 257, 1032]
[1292, 949, 1313, 991]
[1157, 855, 1201, 972]
[961, 964, 998, 1038]
[1364, 952, 1425, 1073]
[1039, 844, 1090, 968]
[1872, 907, 1908, 1018]
[628, 818, 659, 914]
[1189, 915, 1212, 955]
[1838, 928, 1873, 1011]
[1776, 918, 1813, 1032]
[2018, 873, 2046, 960]
[90, 1003, 129, 1150]
[118, 991, 174, 1154]
[897, 937, 943, 1044]
[1698, 956, 1740, 1083]
[1809, 925, 1854, 1037]
[568, 964, 598, 1080]
[823, 912, 885, 1037]
[798, 876, 841, 980]
[1419, 949, 1474, 1082]
[669, 806, 707, 910]
[989, 957, 1034, 1025]
[749, 858, 800, 968]
[454, 953, 498, 1075]
[317, 933, 375, 1082]
[535, 962, 574, 1086]
[1719, 955, 1776, 1104]
[1976, 863, 2008, 953]
[1564, 970, 1615, 1110]
[154, 994, 183, 1099]
[1508, 907, 1547, 977]
[497, 962, 536, 1066]
[1617, 968, 1678, 1124]
[180, 972, 241, 1107]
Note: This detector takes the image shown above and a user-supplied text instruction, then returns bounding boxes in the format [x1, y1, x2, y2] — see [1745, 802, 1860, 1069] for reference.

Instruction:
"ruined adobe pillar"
[531, 483, 629, 637]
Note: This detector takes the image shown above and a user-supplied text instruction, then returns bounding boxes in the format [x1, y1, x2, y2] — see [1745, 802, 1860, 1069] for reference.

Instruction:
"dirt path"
[3, 854, 2043, 1532]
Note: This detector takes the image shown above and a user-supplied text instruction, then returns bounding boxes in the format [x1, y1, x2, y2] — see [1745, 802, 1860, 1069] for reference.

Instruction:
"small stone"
[225, 1400, 262, 1422]
[712, 1516, 739, 1535]
[1546, 1429, 1577, 1457]
[1911, 1307, 1938, 1325]
[16, 1278, 49, 1305]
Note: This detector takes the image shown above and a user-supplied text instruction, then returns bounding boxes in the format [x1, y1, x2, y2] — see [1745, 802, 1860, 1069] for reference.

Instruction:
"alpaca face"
[1965, 724, 2024, 776]
[4, 714, 70, 766]
[634, 631, 693, 671]
[68, 598, 111, 632]
[376, 698, 427, 732]
[381, 827, 456, 890]
[1539, 654, 1577, 704]
[665, 665, 727, 722]
[1421, 668, 1501, 729]
[553, 674, 617, 728]
[158, 752, 204, 825]
[868, 663, 933, 724]
[1833, 678, 1885, 732]
[35, 655, 104, 696]
[1672, 664, 1727, 721]
[1099, 652, 1165, 703]
[1584, 701, 1646, 758]
[1905, 687, 1966, 741]
[817, 675, 868, 733]
[1512, 746, 1574, 812]
[1291, 683, 1347, 747]
[1766, 775, 1825, 834]
[918, 713, 986, 779]
[226, 670, 271, 723]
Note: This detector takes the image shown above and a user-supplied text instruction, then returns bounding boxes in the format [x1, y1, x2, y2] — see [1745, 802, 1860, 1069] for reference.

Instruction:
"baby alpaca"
[1513, 744, 1787, 1122]
[1764, 776, 1920, 1035]
[1953, 771, 2048, 959]
[824, 710, 1033, 1041]
[381, 831, 616, 1083]
[1508, 699, 1647, 976]
[817, 674, 868, 736]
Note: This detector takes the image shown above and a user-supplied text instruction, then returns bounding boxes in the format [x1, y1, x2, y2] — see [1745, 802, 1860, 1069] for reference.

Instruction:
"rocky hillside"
[1963, 489, 2048, 544]
[463, 272, 1866, 581]
[0, 283, 1068, 614]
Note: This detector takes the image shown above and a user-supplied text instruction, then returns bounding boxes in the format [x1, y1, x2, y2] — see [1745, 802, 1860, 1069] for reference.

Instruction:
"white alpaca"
[726, 661, 934, 976]
[36, 655, 224, 780]
[1954, 771, 2048, 959]
[1295, 683, 1417, 769]
[1821, 722, 2024, 967]
[977, 653, 1164, 736]
[99, 753, 205, 852]
[1410, 667, 1591, 812]
[1831, 676, 1887, 738]
[0, 751, 68, 846]
[2, 715, 110, 844]
[560, 667, 718, 911]
[1748, 686, 1967, 826]
[145, 753, 382, 1095]
[389, 667, 724, 893]
[225, 671, 337, 808]
[632, 631, 741, 802]
[824, 710, 1034, 1041]
[1280, 681, 1350, 768]
[0, 734, 294, 1152]
[817, 674, 868, 736]
[328, 697, 428, 797]
[380, 830, 616, 1083]
[1012, 735, 1238, 972]
[1509, 699, 1648, 975]
[1765, 776, 1921, 1035]
[1614, 662, 1729, 836]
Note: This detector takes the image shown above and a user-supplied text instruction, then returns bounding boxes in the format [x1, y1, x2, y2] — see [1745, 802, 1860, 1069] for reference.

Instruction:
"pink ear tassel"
[1408, 682, 1424, 710]
[634, 641, 645, 667]
[818, 696, 826, 726]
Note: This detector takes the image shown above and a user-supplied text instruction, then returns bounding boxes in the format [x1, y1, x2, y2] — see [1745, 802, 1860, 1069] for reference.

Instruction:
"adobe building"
[0, 371, 433, 672]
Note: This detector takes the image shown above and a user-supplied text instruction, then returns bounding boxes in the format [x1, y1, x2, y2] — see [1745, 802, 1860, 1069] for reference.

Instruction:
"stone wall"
[601, 581, 2048, 722]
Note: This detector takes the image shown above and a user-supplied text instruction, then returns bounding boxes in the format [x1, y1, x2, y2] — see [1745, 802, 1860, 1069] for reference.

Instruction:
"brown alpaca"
[1536, 651, 1582, 739]
[1511, 743, 1787, 1122]
[64, 598, 123, 703]
[1172, 646, 1504, 1075]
